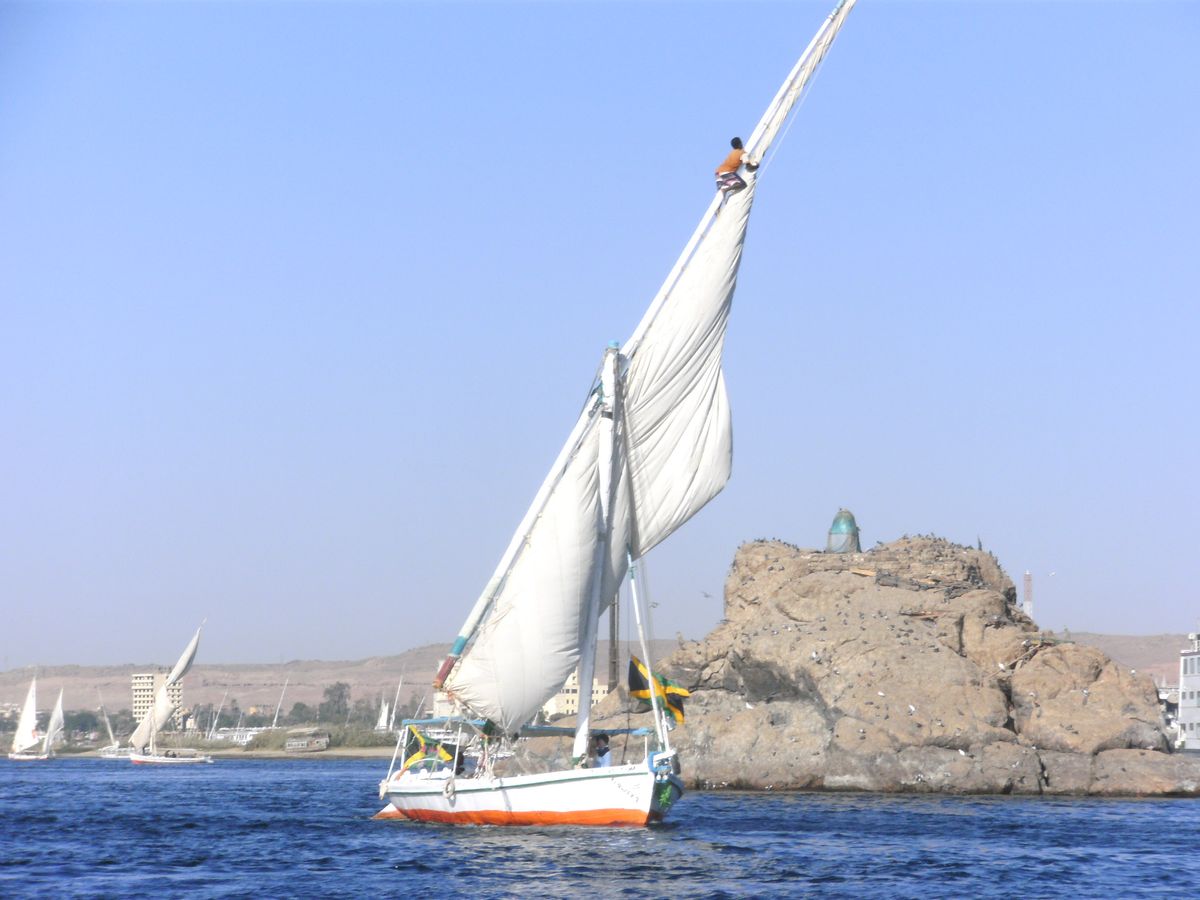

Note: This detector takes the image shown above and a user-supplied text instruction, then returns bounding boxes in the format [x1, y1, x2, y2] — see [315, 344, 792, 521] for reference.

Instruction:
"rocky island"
[584, 535, 1200, 796]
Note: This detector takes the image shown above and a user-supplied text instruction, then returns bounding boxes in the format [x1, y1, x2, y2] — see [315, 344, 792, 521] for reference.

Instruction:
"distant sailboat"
[378, 0, 857, 826]
[97, 691, 130, 759]
[41, 690, 65, 758]
[128, 624, 213, 765]
[207, 689, 229, 741]
[8, 678, 55, 761]
[271, 678, 289, 730]
[388, 678, 403, 732]
[375, 696, 390, 732]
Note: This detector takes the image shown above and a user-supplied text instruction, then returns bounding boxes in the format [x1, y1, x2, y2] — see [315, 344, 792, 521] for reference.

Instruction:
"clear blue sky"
[2, 1, 1196, 668]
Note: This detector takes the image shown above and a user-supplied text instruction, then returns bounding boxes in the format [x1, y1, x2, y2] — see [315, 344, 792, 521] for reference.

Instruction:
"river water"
[1, 758, 1195, 897]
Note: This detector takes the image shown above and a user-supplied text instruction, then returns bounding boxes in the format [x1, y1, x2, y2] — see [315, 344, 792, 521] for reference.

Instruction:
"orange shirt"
[715, 148, 746, 175]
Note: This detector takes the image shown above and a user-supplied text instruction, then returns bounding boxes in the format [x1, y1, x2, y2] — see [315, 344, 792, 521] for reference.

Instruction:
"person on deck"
[592, 734, 612, 768]
[715, 137, 758, 195]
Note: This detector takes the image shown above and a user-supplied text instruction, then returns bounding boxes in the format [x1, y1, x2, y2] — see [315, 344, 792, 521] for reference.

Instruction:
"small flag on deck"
[402, 724, 453, 770]
[628, 655, 690, 724]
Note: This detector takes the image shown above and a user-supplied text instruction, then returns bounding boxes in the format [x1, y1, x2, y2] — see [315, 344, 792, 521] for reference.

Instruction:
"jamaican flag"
[402, 724, 453, 770]
[629, 655, 690, 724]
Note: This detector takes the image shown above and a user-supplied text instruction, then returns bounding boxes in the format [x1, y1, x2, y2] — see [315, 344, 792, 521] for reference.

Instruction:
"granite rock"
[583, 536, 1199, 796]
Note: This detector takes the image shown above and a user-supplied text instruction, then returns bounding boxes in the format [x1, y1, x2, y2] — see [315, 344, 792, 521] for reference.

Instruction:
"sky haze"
[2, 1, 1197, 669]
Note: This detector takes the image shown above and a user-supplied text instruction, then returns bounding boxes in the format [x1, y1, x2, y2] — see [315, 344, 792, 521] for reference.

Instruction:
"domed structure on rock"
[826, 508, 861, 553]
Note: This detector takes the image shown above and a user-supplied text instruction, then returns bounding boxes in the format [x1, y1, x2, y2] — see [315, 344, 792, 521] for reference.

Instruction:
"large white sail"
[435, 0, 856, 732]
[446, 423, 625, 733]
[620, 187, 750, 556]
[618, 0, 857, 555]
[42, 689, 65, 755]
[129, 625, 202, 753]
[11, 679, 40, 754]
[438, 187, 746, 733]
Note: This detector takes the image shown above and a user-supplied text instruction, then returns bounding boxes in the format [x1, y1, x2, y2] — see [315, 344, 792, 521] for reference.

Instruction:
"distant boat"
[377, 0, 857, 826]
[7, 681, 62, 763]
[271, 678, 289, 730]
[8, 686, 63, 763]
[8, 680, 63, 761]
[97, 692, 130, 760]
[375, 697, 390, 732]
[43, 690, 65, 758]
[128, 624, 213, 765]
[8, 678, 42, 761]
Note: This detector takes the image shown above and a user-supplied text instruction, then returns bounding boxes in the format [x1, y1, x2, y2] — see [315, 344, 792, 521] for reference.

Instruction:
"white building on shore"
[1177, 633, 1200, 749]
[131, 671, 184, 729]
[541, 671, 609, 719]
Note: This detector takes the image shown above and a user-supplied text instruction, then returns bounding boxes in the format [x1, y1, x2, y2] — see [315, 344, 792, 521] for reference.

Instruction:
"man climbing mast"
[714, 136, 759, 195]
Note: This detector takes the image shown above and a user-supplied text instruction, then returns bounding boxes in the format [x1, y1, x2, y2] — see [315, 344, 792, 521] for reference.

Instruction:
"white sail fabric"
[438, 0, 856, 732]
[621, 185, 752, 555]
[129, 626, 202, 752]
[616, 0, 857, 555]
[101, 704, 117, 747]
[446, 423, 625, 733]
[131, 686, 181, 752]
[745, 0, 856, 165]
[11, 679, 39, 754]
[439, 186, 750, 729]
[166, 626, 201, 684]
[42, 690, 64, 754]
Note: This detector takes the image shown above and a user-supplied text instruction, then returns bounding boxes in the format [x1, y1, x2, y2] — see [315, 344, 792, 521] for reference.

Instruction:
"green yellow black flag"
[401, 724, 453, 770]
[628, 655, 690, 724]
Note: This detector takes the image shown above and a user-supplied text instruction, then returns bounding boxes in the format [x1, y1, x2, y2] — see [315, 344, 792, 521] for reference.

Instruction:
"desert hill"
[0, 640, 677, 715]
[1065, 632, 1190, 686]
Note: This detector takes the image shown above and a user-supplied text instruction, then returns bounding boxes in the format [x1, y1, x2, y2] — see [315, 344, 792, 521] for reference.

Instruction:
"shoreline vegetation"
[43, 724, 403, 761]
[63, 746, 397, 760]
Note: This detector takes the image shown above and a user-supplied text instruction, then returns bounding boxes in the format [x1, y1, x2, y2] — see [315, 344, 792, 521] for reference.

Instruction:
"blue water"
[2, 758, 1197, 898]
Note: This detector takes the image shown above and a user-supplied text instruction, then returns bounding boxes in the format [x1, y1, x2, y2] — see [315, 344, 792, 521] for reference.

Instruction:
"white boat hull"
[130, 750, 213, 765]
[377, 761, 683, 826]
[7, 751, 51, 762]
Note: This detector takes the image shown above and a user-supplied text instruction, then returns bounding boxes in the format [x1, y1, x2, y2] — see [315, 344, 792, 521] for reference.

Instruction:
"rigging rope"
[755, 26, 839, 178]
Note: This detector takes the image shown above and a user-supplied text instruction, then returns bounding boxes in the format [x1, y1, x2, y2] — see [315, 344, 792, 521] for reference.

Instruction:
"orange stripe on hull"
[374, 805, 657, 826]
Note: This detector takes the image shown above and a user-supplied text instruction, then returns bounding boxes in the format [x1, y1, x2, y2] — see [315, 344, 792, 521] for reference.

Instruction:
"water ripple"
[1, 759, 1198, 897]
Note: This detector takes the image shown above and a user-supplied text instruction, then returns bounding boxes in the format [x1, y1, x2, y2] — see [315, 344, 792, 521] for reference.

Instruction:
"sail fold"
[621, 186, 752, 556]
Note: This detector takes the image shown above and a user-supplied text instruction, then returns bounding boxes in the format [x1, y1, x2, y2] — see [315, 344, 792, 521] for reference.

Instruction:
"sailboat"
[8, 679, 63, 761]
[377, 0, 857, 826]
[97, 691, 130, 759]
[375, 696, 391, 732]
[271, 678, 289, 730]
[42, 690, 65, 758]
[128, 624, 214, 765]
[8, 678, 42, 761]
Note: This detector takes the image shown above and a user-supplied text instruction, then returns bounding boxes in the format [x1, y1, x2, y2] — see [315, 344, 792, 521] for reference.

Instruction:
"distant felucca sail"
[129, 624, 213, 765]
[8, 678, 44, 761]
[7, 680, 65, 761]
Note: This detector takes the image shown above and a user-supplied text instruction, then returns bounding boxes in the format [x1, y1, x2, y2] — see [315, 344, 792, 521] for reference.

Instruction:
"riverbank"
[64, 745, 399, 761]
[210, 746, 397, 760]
